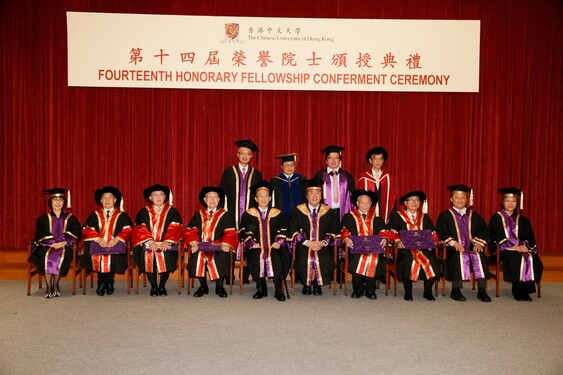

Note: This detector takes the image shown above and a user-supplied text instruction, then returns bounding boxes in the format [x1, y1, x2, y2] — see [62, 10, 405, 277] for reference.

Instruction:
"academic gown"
[220, 165, 262, 230]
[269, 173, 306, 220]
[388, 210, 441, 282]
[313, 168, 355, 221]
[489, 211, 543, 293]
[356, 169, 395, 224]
[239, 207, 290, 281]
[184, 209, 238, 280]
[28, 211, 82, 276]
[436, 208, 490, 281]
[132, 203, 183, 274]
[341, 207, 390, 279]
[287, 203, 341, 286]
[81, 209, 133, 274]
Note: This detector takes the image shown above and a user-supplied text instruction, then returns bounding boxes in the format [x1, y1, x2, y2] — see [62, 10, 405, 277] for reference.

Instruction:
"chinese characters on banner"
[67, 13, 480, 92]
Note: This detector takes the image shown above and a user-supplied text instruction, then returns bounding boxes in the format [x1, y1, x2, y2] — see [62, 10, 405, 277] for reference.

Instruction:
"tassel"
[520, 191, 524, 211]
[67, 189, 72, 209]
[224, 196, 228, 210]
[469, 189, 474, 207]
[169, 190, 174, 206]
[375, 202, 380, 217]
[422, 199, 428, 214]
[120, 196, 125, 212]
[271, 190, 275, 207]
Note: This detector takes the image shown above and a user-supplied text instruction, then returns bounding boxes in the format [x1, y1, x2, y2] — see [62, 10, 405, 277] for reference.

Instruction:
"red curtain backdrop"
[1, 0, 561, 251]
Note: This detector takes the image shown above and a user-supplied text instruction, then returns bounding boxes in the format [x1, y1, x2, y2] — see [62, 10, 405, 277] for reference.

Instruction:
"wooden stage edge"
[1, 248, 563, 282]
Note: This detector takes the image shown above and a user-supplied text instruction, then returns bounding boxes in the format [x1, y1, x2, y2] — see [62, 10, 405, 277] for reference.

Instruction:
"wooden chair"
[231, 244, 246, 295]
[134, 241, 184, 294]
[27, 240, 82, 296]
[487, 243, 541, 298]
[291, 245, 337, 296]
[386, 243, 440, 297]
[81, 242, 133, 295]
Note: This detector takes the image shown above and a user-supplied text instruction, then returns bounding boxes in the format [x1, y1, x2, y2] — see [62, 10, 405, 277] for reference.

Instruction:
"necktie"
[330, 171, 339, 203]
[261, 210, 266, 220]
[242, 167, 247, 176]
[106, 210, 110, 219]
[362, 213, 367, 221]
[312, 208, 317, 219]
[209, 210, 214, 217]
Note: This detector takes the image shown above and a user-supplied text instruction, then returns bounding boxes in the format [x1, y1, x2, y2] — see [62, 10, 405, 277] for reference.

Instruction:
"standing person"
[240, 181, 290, 301]
[356, 146, 396, 224]
[341, 190, 392, 299]
[81, 186, 132, 296]
[314, 145, 355, 221]
[220, 139, 262, 284]
[489, 187, 543, 301]
[388, 191, 440, 301]
[184, 187, 238, 298]
[270, 153, 306, 221]
[288, 179, 341, 296]
[436, 185, 491, 302]
[28, 188, 81, 298]
[132, 184, 183, 296]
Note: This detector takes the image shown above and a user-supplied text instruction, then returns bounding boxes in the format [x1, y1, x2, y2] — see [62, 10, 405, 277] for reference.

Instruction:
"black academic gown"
[132, 205, 183, 273]
[220, 165, 262, 230]
[28, 211, 82, 276]
[341, 210, 388, 280]
[81, 210, 132, 274]
[388, 211, 440, 282]
[269, 173, 306, 220]
[186, 210, 236, 279]
[288, 203, 341, 286]
[489, 211, 543, 293]
[436, 209, 490, 281]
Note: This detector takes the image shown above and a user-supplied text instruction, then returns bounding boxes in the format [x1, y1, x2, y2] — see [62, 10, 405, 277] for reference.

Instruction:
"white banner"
[67, 12, 480, 92]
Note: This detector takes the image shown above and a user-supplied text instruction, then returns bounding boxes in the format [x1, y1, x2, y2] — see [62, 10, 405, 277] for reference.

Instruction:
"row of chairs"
[27, 240, 540, 298]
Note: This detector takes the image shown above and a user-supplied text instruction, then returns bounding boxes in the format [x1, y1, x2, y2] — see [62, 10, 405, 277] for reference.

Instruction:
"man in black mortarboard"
[220, 139, 263, 284]
[436, 185, 491, 302]
[269, 153, 306, 221]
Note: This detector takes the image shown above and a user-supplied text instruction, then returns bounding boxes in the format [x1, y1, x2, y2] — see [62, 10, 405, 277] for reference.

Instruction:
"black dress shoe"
[149, 287, 159, 296]
[243, 278, 250, 284]
[252, 289, 264, 299]
[96, 284, 105, 296]
[424, 293, 435, 301]
[523, 294, 532, 301]
[404, 292, 413, 301]
[451, 288, 467, 301]
[106, 282, 115, 296]
[351, 291, 363, 299]
[365, 291, 377, 300]
[275, 290, 286, 301]
[477, 288, 492, 302]
[216, 286, 228, 298]
[313, 286, 323, 296]
[158, 287, 167, 296]
[54, 285, 61, 297]
[193, 286, 209, 297]
[302, 286, 312, 295]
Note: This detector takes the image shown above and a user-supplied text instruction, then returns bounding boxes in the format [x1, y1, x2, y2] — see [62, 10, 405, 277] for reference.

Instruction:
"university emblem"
[225, 23, 239, 40]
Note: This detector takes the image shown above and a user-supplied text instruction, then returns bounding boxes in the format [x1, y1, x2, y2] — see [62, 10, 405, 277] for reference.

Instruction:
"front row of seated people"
[29, 183, 543, 302]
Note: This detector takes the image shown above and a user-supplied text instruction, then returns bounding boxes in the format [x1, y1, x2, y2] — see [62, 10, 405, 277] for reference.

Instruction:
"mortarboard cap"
[498, 187, 524, 210]
[235, 139, 259, 152]
[400, 190, 427, 203]
[321, 145, 344, 157]
[276, 153, 298, 164]
[199, 186, 226, 207]
[250, 180, 273, 196]
[95, 186, 122, 207]
[303, 178, 324, 191]
[144, 184, 171, 203]
[351, 190, 378, 206]
[44, 188, 71, 208]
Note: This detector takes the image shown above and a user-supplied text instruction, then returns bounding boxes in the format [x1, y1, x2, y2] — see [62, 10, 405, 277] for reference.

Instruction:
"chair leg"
[239, 262, 243, 295]
[82, 269, 87, 295]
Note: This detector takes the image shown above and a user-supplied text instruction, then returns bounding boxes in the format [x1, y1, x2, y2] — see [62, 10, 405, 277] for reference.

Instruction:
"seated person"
[185, 187, 238, 298]
[342, 190, 392, 299]
[132, 184, 183, 296]
[81, 186, 132, 296]
[388, 191, 440, 301]
[437, 184, 491, 302]
[287, 179, 341, 296]
[240, 181, 290, 301]
[28, 188, 81, 298]
[489, 187, 543, 301]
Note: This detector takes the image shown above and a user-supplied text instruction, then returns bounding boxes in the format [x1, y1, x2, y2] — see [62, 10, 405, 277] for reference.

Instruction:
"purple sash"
[41, 212, 73, 274]
[322, 171, 351, 220]
[45, 248, 64, 274]
[238, 166, 248, 223]
[453, 211, 485, 280]
[499, 211, 534, 282]
[90, 241, 127, 255]
[259, 210, 273, 278]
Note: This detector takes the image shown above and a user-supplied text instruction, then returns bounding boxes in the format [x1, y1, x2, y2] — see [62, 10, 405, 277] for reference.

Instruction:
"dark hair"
[48, 196, 66, 209]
